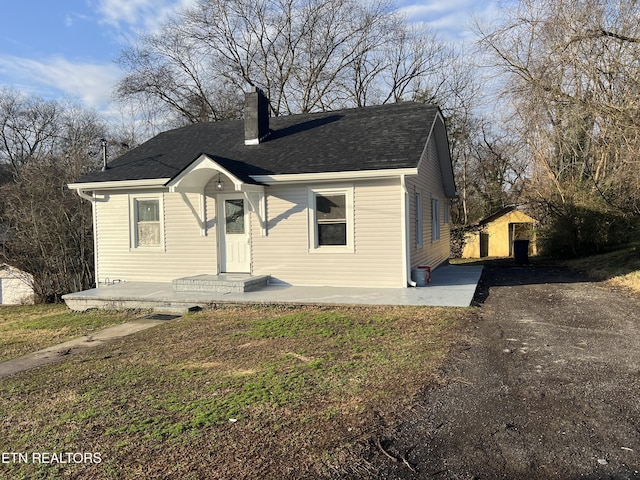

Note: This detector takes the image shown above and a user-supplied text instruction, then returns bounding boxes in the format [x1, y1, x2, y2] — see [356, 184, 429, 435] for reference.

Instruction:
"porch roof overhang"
[166, 154, 267, 235]
[167, 153, 263, 194]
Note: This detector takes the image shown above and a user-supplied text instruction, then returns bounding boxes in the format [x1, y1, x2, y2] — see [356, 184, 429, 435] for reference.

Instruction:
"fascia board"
[250, 168, 418, 184]
[416, 109, 457, 198]
[67, 179, 172, 190]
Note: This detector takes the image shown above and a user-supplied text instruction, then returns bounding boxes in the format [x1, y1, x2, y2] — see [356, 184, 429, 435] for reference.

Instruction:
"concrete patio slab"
[63, 265, 483, 311]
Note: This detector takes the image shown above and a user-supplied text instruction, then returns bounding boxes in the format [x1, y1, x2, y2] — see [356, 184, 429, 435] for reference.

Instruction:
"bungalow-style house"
[67, 89, 456, 291]
[462, 205, 537, 259]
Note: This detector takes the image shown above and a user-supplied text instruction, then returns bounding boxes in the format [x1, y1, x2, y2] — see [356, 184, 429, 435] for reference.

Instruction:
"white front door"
[219, 195, 251, 273]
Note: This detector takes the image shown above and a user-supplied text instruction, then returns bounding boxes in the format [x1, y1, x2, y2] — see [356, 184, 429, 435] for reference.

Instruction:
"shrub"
[538, 203, 638, 258]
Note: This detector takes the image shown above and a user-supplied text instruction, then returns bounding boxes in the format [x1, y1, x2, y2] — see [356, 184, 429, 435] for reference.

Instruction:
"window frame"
[431, 197, 440, 242]
[415, 191, 423, 248]
[308, 186, 354, 253]
[129, 193, 165, 251]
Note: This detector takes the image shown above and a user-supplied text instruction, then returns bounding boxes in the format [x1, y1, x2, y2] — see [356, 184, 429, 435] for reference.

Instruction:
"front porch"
[62, 265, 483, 312]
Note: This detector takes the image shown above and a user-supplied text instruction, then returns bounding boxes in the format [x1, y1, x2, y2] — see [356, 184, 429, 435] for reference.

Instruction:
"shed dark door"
[480, 232, 489, 258]
[509, 222, 533, 256]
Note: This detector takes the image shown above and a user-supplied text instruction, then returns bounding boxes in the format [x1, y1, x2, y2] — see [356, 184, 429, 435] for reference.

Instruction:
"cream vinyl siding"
[407, 134, 451, 270]
[94, 189, 217, 284]
[252, 179, 404, 287]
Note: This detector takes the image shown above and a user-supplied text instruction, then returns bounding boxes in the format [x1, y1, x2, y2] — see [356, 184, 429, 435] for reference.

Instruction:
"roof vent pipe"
[244, 87, 270, 145]
[100, 138, 109, 171]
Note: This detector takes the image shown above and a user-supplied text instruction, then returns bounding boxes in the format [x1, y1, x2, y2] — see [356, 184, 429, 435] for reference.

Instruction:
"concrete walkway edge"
[0, 318, 168, 380]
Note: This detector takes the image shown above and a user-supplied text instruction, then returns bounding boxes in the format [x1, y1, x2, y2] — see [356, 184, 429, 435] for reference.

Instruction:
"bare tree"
[0, 94, 107, 301]
[0, 88, 60, 176]
[116, 0, 455, 123]
[477, 0, 640, 219]
[411, 51, 528, 226]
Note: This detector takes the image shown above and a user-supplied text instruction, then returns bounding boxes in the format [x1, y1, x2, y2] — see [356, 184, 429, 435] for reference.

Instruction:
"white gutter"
[251, 168, 418, 184]
[400, 174, 416, 287]
[75, 188, 93, 201]
[68, 178, 171, 190]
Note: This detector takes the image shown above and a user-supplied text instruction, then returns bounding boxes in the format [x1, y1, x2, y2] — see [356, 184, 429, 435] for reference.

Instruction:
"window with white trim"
[431, 197, 440, 241]
[415, 192, 423, 248]
[308, 187, 354, 252]
[130, 195, 164, 249]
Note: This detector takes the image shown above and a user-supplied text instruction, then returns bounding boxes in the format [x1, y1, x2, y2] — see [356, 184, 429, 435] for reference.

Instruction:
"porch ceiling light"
[216, 173, 224, 191]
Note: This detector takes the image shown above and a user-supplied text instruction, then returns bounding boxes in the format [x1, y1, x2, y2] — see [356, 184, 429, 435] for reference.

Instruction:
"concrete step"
[153, 304, 202, 315]
[172, 274, 269, 293]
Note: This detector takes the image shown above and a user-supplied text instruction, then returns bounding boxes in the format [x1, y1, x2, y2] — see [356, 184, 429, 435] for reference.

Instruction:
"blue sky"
[0, 0, 495, 116]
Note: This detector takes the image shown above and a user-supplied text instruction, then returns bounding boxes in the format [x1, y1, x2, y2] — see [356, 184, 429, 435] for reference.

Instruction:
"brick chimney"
[244, 86, 269, 145]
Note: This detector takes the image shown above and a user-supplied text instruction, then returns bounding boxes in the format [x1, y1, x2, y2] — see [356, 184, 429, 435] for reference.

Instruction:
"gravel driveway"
[364, 261, 640, 479]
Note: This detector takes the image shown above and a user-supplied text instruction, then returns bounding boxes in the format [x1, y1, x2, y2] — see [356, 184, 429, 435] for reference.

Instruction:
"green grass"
[0, 304, 143, 362]
[245, 310, 390, 340]
[0, 304, 472, 479]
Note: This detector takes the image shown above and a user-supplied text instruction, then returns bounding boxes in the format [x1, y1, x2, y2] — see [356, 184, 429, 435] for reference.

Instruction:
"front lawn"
[0, 305, 143, 362]
[0, 304, 472, 479]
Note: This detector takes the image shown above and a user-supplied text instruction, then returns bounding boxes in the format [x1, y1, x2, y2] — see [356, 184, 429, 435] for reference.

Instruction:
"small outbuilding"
[0, 264, 34, 305]
[462, 206, 537, 259]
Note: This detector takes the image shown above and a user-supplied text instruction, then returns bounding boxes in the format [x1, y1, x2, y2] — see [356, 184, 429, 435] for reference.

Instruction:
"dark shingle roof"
[77, 102, 441, 184]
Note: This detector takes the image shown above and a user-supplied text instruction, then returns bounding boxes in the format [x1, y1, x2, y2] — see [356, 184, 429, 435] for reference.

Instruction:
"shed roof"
[476, 205, 538, 227]
[0, 263, 32, 280]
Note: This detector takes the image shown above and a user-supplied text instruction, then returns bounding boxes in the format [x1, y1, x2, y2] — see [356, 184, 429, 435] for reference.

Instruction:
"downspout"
[401, 175, 417, 287]
[74, 188, 99, 287]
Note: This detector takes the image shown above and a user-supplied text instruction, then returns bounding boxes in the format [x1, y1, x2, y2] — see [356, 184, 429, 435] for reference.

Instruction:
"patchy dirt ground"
[355, 260, 640, 479]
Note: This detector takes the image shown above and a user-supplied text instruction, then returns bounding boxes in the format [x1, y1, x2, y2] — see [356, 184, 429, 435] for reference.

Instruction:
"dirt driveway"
[361, 261, 640, 479]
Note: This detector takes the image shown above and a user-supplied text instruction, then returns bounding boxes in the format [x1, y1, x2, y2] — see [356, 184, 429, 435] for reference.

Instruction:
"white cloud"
[0, 0, 198, 116]
[398, 0, 477, 19]
[64, 12, 91, 27]
[95, 0, 197, 32]
[0, 55, 122, 110]
[96, 0, 155, 27]
[397, 0, 499, 41]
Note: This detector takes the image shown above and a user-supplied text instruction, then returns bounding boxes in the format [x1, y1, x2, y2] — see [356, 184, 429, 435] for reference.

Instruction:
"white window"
[308, 187, 354, 252]
[130, 195, 164, 249]
[431, 197, 440, 241]
[415, 192, 423, 248]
